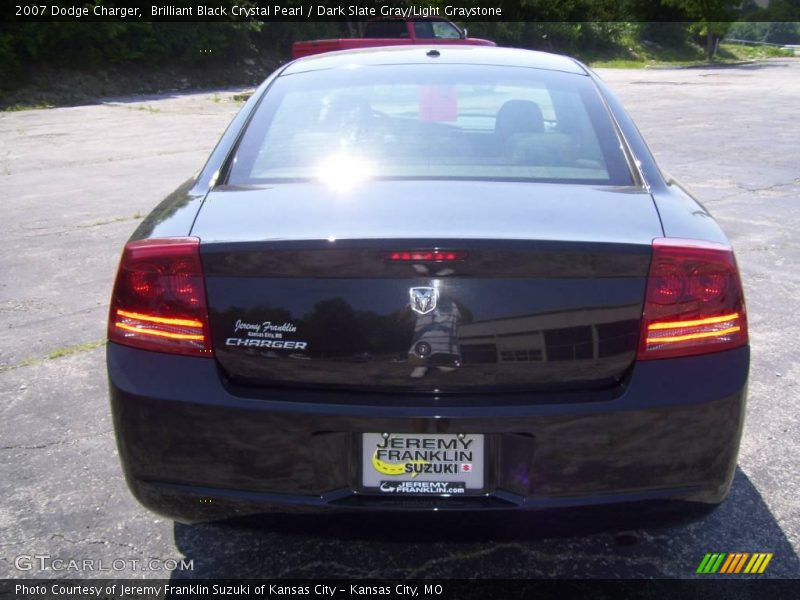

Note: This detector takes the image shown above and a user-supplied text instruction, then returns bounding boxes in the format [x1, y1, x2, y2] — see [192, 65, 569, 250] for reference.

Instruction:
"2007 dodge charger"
[107, 46, 749, 523]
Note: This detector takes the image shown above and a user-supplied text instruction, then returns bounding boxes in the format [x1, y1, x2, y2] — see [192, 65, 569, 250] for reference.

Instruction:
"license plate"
[362, 433, 484, 494]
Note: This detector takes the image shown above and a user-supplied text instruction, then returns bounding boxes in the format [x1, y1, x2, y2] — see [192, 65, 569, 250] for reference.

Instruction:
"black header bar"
[5, 1, 800, 23]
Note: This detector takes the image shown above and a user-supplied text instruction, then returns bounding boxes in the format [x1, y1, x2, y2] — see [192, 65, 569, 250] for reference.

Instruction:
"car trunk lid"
[193, 181, 660, 394]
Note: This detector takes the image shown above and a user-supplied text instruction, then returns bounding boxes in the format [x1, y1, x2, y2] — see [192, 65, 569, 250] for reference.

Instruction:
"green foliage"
[719, 42, 795, 59]
[1, 0, 795, 97]
[728, 21, 800, 44]
[253, 22, 345, 54]
[465, 22, 629, 55]
[0, 20, 262, 91]
[662, 0, 740, 22]
[623, 0, 692, 46]
[636, 22, 691, 47]
[744, 0, 800, 21]
[733, 0, 800, 44]
[0, 27, 17, 84]
[661, 0, 741, 58]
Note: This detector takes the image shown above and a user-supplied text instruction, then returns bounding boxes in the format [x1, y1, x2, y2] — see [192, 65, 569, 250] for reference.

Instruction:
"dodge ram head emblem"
[409, 287, 438, 315]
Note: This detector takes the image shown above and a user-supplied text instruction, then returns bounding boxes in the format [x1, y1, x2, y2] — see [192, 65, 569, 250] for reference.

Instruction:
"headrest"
[495, 100, 545, 141]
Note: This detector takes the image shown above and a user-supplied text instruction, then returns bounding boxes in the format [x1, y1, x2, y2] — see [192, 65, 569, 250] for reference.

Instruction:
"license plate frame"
[360, 433, 485, 495]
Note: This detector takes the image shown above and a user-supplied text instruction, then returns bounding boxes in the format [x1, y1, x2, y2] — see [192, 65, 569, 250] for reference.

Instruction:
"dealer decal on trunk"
[224, 319, 309, 350]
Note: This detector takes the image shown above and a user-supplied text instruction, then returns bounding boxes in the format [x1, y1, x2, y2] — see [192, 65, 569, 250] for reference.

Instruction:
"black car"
[107, 46, 748, 523]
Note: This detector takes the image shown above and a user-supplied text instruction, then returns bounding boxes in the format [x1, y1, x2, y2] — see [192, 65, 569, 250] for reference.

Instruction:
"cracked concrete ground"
[0, 59, 798, 581]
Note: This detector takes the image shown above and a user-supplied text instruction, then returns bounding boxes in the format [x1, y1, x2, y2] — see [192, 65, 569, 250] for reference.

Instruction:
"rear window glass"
[229, 65, 633, 186]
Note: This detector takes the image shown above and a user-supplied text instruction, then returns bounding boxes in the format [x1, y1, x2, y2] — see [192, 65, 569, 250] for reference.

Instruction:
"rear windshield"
[229, 64, 634, 186]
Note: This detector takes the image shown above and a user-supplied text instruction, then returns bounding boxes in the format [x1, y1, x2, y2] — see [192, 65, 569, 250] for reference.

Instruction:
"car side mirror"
[461, 28, 468, 39]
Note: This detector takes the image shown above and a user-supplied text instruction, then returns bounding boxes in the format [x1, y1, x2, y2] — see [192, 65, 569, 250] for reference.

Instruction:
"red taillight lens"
[382, 250, 468, 262]
[108, 237, 213, 357]
[637, 238, 747, 360]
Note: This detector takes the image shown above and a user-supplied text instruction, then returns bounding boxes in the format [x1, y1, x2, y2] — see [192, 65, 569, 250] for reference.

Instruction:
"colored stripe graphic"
[733, 553, 750, 573]
[719, 554, 736, 573]
[710, 553, 726, 573]
[758, 554, 773, 573]
[697, 553, 727, 574]
[696, 553, 713, 574]
[719, 553, 747, 573]
[697, 552, 772, 574]
[744, 553, 774, 574]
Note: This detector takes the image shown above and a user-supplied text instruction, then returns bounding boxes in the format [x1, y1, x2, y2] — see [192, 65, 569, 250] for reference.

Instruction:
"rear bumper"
[108, 343, 748, 523]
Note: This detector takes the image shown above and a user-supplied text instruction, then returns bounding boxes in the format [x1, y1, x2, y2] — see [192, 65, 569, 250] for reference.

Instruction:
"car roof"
[281, 45, 588, 77]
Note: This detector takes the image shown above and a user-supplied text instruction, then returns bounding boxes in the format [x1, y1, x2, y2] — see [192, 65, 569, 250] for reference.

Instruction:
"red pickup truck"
[291, 19, 495, 59]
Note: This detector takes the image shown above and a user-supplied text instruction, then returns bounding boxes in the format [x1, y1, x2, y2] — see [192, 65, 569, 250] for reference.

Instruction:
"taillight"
[381, 250, 468, 262]
[108, 237, 213, 357]
[637, 238, 747, 360]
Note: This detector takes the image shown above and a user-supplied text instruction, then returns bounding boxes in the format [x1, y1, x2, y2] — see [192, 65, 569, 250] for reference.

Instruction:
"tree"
[664, 0, 741, 60]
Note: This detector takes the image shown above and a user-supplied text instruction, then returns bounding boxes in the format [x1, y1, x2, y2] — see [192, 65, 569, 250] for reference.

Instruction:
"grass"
[588, 59, 651, 69]
[579, 34, 705, 68]
[718, 43, 794, 60]
[78, 213, 144, 229]
[0, 40, 792, 112]
[583, 35, 794, 69]
[135, 104, 161, 113]
[0, 339, 106, 373]
[2, 101, 54, 112]
[46, 340, 106, 360]
[0, 56, 282, 112]
[232, 92, 252, 103]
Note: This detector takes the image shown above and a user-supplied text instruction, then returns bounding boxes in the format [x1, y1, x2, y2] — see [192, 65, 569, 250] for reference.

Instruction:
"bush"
[0, 21, 263, 73]
[728, 21, 800, 44]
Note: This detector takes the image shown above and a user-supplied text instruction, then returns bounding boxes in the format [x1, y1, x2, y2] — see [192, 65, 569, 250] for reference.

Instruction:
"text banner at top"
[6, 0, 800, 23]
